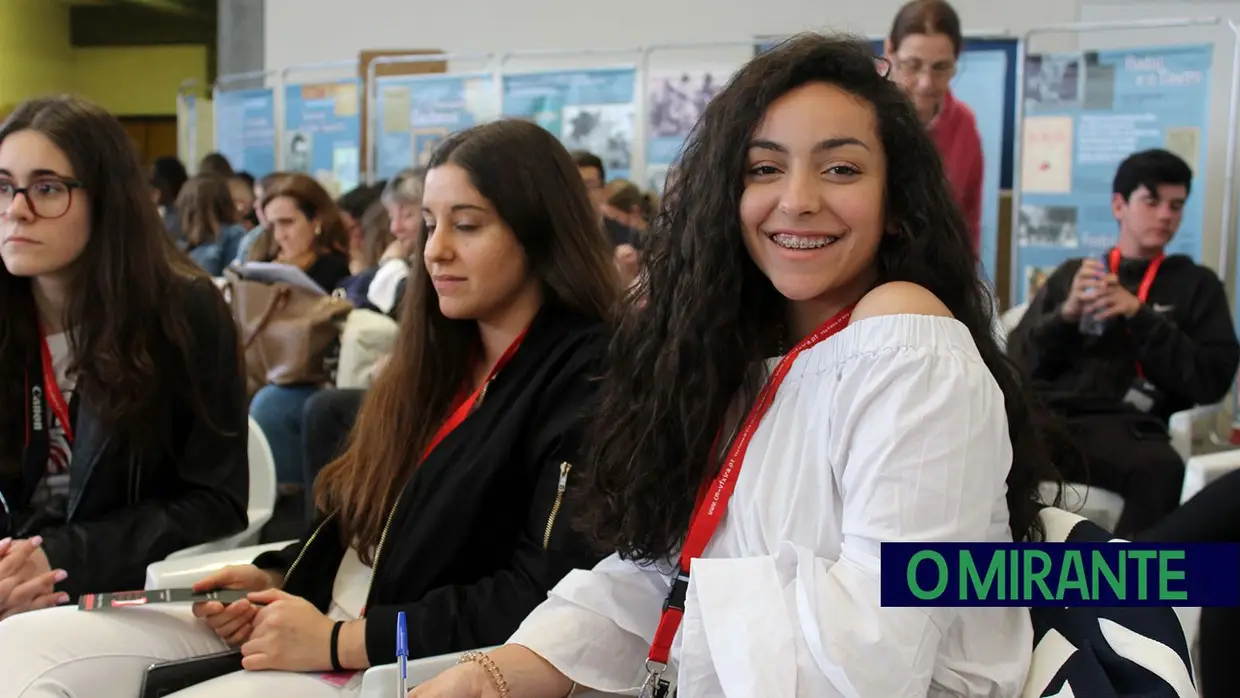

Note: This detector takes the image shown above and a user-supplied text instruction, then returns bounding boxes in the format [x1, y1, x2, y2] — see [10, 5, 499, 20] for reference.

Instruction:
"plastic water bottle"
[1077, 257, 1108, 336]
[1078, 296, 1108, 336]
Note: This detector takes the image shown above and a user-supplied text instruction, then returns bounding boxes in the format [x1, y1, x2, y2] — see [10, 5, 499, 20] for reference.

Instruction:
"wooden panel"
[120, 120, 150, 161]
[996, 192, 1013, 311]
[357, 49, 445, 175]
[117, 116, 179, 165]
[145, 120, 179, 161]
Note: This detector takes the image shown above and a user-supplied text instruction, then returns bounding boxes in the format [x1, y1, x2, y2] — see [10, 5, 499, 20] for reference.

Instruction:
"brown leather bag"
[223, 269, 354, 397]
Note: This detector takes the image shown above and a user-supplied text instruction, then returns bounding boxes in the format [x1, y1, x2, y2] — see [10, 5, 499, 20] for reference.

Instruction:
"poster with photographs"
[1024, 54, 1081, 109]
[1013, 44, 1212, 304]
[645, 69, 729, 193]
[503, 67, 637, 181]
[1018, 204, 1078, 248]
[283, 81, 360, 193]
[562, 103, 634, 174]
[372, 73, 497, 181]
[284, 130, 312, 175]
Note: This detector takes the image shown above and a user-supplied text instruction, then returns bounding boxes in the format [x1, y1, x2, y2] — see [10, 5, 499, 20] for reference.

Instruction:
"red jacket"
[928, 90, 984, 256]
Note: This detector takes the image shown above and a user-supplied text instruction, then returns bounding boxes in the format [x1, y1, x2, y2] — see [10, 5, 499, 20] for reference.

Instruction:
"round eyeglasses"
[0, 176, 84, 220]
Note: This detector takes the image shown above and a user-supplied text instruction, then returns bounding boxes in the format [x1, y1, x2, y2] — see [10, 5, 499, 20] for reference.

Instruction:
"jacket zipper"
[278, 491, 400, 614]
[360, 488, 405, 617]
[281, 512, 334, 588]
[289, 382, 483, 608]
[542, 462, 571, 549]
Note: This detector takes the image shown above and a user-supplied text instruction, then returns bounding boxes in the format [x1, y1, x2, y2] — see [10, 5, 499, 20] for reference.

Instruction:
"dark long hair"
[0, 96, 216, 474]
[177, 175, 238, 249]
[316, 119, 621, 560]
[574, 35, 1062, 563]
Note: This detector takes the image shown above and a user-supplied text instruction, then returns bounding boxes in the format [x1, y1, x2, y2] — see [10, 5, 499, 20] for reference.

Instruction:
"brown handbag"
[222, 268, 354, 397]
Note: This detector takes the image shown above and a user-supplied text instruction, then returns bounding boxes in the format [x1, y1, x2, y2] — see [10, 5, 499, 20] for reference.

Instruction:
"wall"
[264, 0, 1082, 68]
[0, 0, 204, 117]
[0, 0, 74, 110]
[73, 46, 209, 115]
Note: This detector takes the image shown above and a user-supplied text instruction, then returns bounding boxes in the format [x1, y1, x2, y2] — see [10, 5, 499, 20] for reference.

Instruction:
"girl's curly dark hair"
[573, 33, 1062, 563]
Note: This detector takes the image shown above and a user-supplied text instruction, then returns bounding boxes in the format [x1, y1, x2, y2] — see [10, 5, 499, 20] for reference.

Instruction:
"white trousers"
[0, 606, 359, 698]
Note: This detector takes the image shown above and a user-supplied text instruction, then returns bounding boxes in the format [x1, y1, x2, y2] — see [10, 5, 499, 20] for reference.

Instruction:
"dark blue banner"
[881, 542, 1240, 607]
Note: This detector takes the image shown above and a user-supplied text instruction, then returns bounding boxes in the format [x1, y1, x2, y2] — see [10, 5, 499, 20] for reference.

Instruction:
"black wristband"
[329, 621, 345, 672]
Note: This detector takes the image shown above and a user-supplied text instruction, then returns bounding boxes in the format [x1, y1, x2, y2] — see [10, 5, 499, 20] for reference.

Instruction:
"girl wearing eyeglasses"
[0, 97, 248, 619]
[885, 0, 984, 256]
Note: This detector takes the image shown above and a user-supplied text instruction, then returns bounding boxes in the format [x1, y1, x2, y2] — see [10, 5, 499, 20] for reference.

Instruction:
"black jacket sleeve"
[41, 278, 249, 597]
[252, 539, 304, 577]
[1009, 259, 1083, 381]
[1127, 270, 1240, 406]
[362, 332, 607, 662]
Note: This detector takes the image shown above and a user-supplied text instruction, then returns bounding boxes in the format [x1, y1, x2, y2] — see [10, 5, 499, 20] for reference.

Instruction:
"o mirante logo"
[880, 542, 1240, 607]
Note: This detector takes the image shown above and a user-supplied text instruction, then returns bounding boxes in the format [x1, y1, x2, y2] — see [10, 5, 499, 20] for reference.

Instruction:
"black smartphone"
[140, 650, 244, 697]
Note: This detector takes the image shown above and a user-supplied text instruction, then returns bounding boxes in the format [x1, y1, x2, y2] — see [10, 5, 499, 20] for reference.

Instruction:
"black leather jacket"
[9, 276, 249, 599]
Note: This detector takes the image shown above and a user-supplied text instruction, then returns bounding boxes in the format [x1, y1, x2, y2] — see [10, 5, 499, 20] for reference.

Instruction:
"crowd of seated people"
[1, 20, 1238, 698]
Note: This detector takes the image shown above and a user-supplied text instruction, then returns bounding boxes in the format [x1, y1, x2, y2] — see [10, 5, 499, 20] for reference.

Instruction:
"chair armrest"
[1180, 450, 1240, 503]
[1169, 402, 1223, 462]
[145, 540, 295, 590]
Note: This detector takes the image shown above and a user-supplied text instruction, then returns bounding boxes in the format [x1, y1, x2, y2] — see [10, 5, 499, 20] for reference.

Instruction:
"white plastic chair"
[147, 549, 623, 695]
[145, 540, 294, 590]
[163, 418, 278, 561]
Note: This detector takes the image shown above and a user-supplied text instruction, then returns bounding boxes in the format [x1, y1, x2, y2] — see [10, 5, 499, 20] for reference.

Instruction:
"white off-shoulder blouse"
[509, 314, 1033, 697]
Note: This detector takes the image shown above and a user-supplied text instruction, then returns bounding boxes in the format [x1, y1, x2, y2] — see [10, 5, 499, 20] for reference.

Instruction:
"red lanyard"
[39, 333, 74, 445]
[644, 304, 855, 678]
[1108, 248, 1165, 380]
[25, 329, 73, 447]
[420, 329, 526, 462]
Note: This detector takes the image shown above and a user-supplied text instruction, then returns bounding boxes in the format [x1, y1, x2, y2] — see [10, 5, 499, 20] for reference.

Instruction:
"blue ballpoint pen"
[396, 611, 409, 697]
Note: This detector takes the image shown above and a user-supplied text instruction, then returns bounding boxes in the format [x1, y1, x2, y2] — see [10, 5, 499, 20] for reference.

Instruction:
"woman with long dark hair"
[412, 34, 1059, 698]
[0, 96, 247, 618]
[0, 119, 619, 697]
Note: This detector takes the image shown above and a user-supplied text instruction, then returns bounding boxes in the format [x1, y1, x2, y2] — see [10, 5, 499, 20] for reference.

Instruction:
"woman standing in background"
[886, 0, 984, 255]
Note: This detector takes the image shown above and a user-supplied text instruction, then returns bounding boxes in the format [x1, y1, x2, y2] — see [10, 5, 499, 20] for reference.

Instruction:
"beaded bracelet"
[457, 651, 578, 698]
[459, 651, 509, 698]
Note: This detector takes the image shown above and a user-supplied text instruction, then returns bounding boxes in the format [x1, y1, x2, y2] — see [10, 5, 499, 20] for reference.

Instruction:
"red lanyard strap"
[1108, 248, 1165, 380]
[645, 305, 855, 671]
[25, 329, 73, 448]
[39, 333, 73, 444]
[420, 329, 527, 463]
[1108, 248, 1164, 304]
